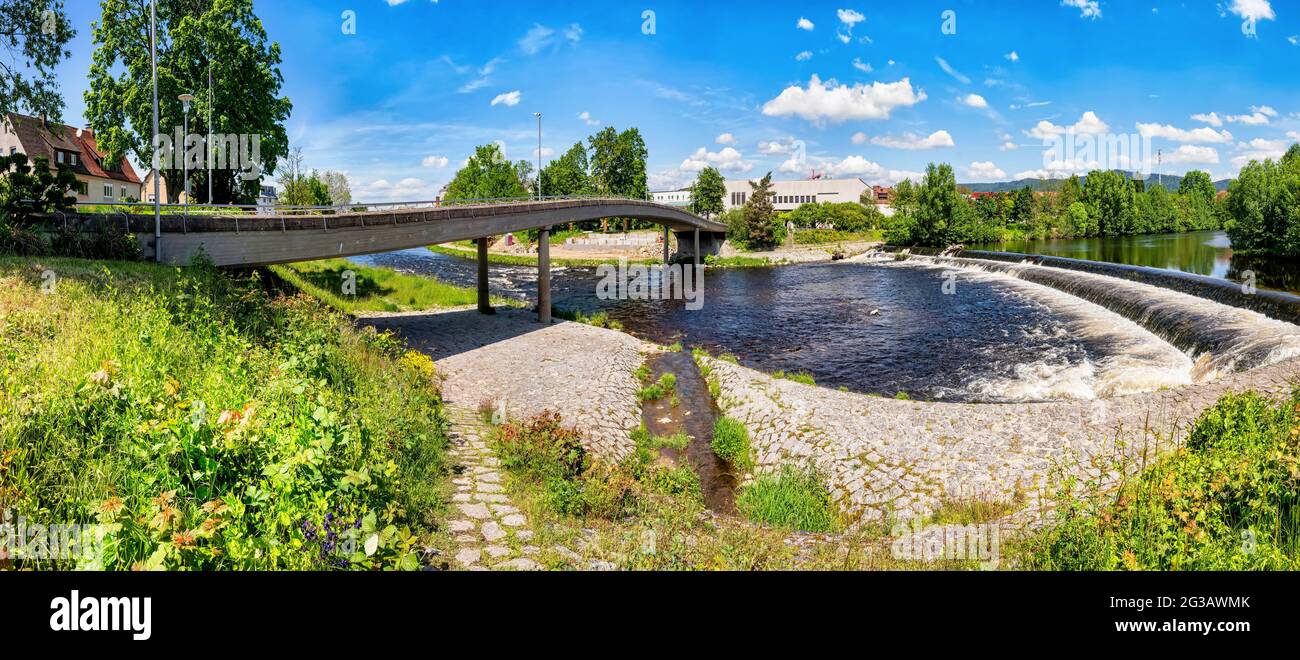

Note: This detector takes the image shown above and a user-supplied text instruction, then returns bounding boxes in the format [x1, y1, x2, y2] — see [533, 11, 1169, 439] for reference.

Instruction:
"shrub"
[637, 373, 677, 403]
[711, 417, 753, 470]
[492, 410, 588, 481]
[1020, 391, 1300, 570]
[737, 465, 840, 533]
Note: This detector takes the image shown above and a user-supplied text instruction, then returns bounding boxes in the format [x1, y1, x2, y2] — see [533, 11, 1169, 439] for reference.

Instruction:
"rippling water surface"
[353, 248, 1203, 403]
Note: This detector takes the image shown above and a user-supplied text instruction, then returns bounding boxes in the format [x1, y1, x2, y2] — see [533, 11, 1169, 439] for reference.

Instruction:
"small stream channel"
[639, 349, 738, 515]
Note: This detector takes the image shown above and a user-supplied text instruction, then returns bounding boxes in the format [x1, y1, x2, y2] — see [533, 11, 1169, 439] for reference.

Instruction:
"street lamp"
[150, 0, 160, 262]
[207, 55, 213, 204]
[179, 93, 195, 216]
[533, 112, 542, 201]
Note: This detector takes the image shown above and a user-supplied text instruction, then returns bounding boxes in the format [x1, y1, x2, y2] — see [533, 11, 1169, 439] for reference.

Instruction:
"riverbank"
[429, 238, 883, 269]
[0, 257, 454, 570]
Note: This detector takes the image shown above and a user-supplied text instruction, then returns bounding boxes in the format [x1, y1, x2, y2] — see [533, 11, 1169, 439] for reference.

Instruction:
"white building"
[722, 177, 871, 212]
[650, 187, 692, 207]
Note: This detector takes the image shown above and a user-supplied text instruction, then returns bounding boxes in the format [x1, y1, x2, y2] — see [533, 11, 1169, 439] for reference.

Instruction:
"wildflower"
[98, 496, 125, 516]
[173, 530, 198, 548]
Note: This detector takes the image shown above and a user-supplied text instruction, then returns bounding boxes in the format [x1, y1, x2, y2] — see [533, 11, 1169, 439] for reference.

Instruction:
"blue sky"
[54, 0, 1300, 201]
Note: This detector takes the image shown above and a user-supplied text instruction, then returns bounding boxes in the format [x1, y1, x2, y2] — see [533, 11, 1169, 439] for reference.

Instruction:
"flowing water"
[350, 246, 1297, 403]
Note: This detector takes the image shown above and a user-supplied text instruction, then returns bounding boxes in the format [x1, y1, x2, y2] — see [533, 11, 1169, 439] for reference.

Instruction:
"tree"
[741, 173, 782, 249]
[319, 171, 351, 206]
[1009, 186, 1036, 228]
[1066, 201, 1096, 237]
[538, 142, 591, 198]
[0, 152, 76, 224]
[444, 143, 528, 201]
[0, 0, 75, 120]
[1083, 170, 1137, 236]
[911, 163, 968, 246]
[588, 126, 648, 231]
[1225, 149, 1300, 256]
[85, 0, 292, 204]
[688, 166, 725, 219]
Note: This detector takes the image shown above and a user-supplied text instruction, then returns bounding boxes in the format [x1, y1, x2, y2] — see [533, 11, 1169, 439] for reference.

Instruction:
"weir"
[867, 250, 1300, 379]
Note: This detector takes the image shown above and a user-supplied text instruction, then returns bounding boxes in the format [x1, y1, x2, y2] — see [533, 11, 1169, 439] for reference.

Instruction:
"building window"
[74, 181, 88, 196]
[103, 184, 113, 199]
[120, 186, 127, 198]
[57, 151, 65, 164]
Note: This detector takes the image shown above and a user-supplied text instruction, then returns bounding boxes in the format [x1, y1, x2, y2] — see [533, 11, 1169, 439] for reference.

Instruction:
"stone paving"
[702, 353, 1300, 528]
[361, 307, 649, 460]
[443, 406, 542, 571]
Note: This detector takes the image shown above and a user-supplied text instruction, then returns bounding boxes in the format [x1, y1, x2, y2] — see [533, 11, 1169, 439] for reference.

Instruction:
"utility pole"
[208, 55, 213, 204]
[533, 112, 542, 200]
[150, 0, 160, 262]
[180, 93, 195, 216]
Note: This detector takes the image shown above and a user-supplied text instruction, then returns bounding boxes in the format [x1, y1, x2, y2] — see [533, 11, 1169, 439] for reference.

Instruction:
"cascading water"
[857, 250, 1300, 384]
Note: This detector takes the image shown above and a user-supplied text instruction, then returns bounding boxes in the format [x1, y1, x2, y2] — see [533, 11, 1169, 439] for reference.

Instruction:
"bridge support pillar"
[476, 237, 494, 315]
[694, 229, 700, 267]
[538, 227, 551, 324]
[663, 226, 670, 264]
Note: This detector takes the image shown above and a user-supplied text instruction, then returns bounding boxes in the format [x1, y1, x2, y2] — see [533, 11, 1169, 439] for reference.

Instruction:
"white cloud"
[837, 9, 865, 27]
[1231, 137, 1288, 167]
[852, 58, 872, 73]
[1288, 131, 1300, 140]
[851, 132, 868, 145]
[935, 56, 970, 84]
[1226, 111, 1270, 125]
[533, 147, 555, 160]
[1226, 0, 1275, 23]
[518, 23, 582, 55]
[761, 75, 927, 124]
[961, 93, 989, 109]
[680, 146, 753, 173]
[421, 155, 449, 168]
[870, 130, 955, 150]
[1191, 112, 1223, 127]
[757, 137, 799, 155]
[716, 133, 736, 145]
[825, 155, 883, 178]
[796, 50, 813, 61]
[1061, 0, 1102, 19]
[1000, 142, 1019, 151]
[966, 161, 1007, 181]
[1289, 35, 1298, 45]
[490, 90, 521, 107]
[1004, 51, 1019, 62]
[1163, 145, 1220, 164]
[797, 17, 815, 30]
[578, 111, 600, 126]
[1137, 123, 1234, 143]
[1024, 111, 1109, 139]
[1252, 104, 1279, 117]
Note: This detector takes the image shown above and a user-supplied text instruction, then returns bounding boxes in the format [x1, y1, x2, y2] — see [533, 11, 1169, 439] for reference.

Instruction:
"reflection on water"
[974, 230, 1300, 295]
[352, 248, 1191, 403]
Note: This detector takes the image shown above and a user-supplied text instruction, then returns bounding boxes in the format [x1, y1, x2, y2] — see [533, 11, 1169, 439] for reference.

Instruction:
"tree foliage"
[588, 126, 648, 199]
[84, 0, 292, 204]
[538, 142, 591, 198]
[0, 0, 76, 121]
[0, 152, 77, 224]
[740, 173, 783, 249]
[1225, 145, 1300, 256]
[687, 166, 725, 219]
[444, 143, 528, 201]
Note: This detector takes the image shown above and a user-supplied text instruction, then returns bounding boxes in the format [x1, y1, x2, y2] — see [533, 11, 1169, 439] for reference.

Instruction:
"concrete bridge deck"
[47, 197, 727, 323]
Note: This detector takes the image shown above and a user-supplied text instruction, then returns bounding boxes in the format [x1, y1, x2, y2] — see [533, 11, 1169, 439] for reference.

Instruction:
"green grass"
[637, 373, 677, 403]
[0, 257, 451, 570]
[710, 416, 753, 470]
[736, 465, 841, 533]
[1017, 390, 1300, 570]
[270, 258, 490, 313]
[666, 342, 683, 353]
[551, 307, 624, 330]
[703, 255, 772, 268]
[791, 229, 883, 245]
[631, 425, 689, 451]
[773, 370, 817, 386]
[428, 244, 659, 268]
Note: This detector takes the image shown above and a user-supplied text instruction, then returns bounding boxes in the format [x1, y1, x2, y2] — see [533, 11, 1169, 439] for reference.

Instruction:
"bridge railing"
[69, 194, 663, 218]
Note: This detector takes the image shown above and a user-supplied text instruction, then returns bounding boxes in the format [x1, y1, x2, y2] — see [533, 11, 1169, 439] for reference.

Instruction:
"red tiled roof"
[4, 112, 141, 185]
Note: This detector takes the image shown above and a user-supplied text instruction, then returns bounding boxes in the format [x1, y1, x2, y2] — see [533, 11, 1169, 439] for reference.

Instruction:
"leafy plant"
[711, 417, 752, 470]
[736, 465, 840, 533]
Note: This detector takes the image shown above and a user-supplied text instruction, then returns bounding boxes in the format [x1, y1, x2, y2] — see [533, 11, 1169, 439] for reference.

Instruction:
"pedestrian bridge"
[51, 196, 729, 322]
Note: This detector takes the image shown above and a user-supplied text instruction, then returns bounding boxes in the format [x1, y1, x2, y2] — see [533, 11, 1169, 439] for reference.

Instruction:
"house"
[1, 112, 142, 203]
[140, 169, 170, 204]
[870, 185, 893, 204]
[722, 177, 874, 212]
[650, 187, 692, 207]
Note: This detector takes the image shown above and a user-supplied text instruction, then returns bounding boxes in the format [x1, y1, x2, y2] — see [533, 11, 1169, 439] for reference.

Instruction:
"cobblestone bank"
[361, 307, 649, 459]
[702, 354, 1300, 526]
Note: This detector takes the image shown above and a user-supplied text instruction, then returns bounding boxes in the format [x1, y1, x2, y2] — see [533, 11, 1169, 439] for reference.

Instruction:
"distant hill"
[961, 170, 1232, 194]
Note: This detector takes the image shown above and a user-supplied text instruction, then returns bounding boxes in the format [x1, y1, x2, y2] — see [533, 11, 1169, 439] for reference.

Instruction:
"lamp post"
[533, 112, 542, 200]
[207, 55, 213, 204]
[150, 0, 160, 262]
[179, 93, 195, 216]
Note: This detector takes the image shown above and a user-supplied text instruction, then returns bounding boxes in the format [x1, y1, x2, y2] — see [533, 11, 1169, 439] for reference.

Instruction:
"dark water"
[641, 352, 736, 513]
[352, 249, 1179, 402]
[974, 230, 1300, 296]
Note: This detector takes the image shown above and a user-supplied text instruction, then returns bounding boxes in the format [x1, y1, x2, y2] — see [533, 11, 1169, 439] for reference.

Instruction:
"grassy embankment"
[428, 244, 660, 268]
[0, 257, 454, 570]
[270, 258, 516, 314]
